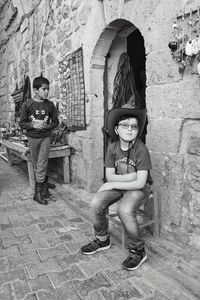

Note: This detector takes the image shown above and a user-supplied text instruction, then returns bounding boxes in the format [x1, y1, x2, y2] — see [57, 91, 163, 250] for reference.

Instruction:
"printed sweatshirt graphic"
[19, 98, 59, 138]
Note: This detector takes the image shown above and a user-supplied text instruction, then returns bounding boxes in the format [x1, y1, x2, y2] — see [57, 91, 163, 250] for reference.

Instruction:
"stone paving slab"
[0, 157, 200, 300]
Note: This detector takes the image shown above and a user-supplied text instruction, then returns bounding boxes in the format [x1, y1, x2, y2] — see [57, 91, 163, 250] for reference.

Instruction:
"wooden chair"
[108, 186, 159, 249]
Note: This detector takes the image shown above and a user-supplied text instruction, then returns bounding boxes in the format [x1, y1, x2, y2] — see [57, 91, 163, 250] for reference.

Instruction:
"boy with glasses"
[81, 103, 152, 270]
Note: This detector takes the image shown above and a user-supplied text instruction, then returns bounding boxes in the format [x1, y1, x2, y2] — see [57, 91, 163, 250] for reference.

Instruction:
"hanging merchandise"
[11, 75, 31, 122]
[197, 61, 200, 74]
[168, 7, 200, 76]
[112, 53, 142, 109]
[185, 40, 194, 56]
[22, 75, 31, 103]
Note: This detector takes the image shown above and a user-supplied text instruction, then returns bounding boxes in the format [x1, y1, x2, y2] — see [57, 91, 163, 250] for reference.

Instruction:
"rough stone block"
[56, 0, 62, 9]
[46, 52, 55, 67]
[80, 253, 113, 277]
[61, 39, 72, 56]
[147, 118, 182, 154]
[45, 214, 68, 224]
[13, 280, 31, 300]
[147, 51, 179, 86]
[23, 293, 37, 300]
[26, 258, 62, 279]
[29, 229, 57, 242]
[101, 280, 142, 299]
[187, 158, 200, 192]
[187, 136, 200, 156]
[0, 268, 28, 287]
[47, 233, 73, 247]
[19, 240, 50, 254]
[79, 5, 91, 25]
[0, 245, 21, 259]
[57, 251, 90, 269]
[3, 234, 32, 248]
[13, 225, 40, 237]
[0, 258, 7, 272]
[62, 4, 70, 19]
[7, 251, 40, 270]
[73, 272, 112, 298]
[0, 283, 13, 300]
[128, 276, 155, 297]
[105, 268, 141, 285]
[38, 220, 64, 232]
[147, 82, 200, 119]
[37, 244, 69, 261]
[71, 0, 81, 11]
[29, 274, 54, 292]
[49, 265, 85, 288]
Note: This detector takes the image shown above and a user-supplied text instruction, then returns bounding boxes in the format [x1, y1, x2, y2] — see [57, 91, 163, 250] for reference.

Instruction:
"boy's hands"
[98, 182, 115, 192]
[32, 120, 47, 130]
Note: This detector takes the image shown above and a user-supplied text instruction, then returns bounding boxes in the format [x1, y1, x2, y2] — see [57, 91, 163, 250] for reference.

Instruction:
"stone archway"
[88, 19, 145, 189]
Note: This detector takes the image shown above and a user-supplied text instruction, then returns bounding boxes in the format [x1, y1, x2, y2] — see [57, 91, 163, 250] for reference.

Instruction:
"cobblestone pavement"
[0, 157, 200, 300]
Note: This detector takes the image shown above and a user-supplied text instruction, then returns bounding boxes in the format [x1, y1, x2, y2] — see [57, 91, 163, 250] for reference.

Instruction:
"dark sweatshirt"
[19, 98, 59, 138]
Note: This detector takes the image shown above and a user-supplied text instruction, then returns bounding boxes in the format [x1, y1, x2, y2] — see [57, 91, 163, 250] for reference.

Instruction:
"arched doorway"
[103, 22, 146, 178]
[89, 19, 146, 188]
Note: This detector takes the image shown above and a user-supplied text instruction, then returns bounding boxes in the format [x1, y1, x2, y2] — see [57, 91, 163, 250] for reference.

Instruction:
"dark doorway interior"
[127, 29, 147, 143]
[127, 29, 146, 109]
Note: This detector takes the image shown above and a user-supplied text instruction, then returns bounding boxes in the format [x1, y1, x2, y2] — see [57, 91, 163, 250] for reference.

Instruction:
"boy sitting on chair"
[81, 103, 153, 270]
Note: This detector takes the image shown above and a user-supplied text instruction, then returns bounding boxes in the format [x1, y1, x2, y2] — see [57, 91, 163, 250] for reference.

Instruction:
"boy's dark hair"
[116, 115, 140, 128]
[33, 76, 49, 90]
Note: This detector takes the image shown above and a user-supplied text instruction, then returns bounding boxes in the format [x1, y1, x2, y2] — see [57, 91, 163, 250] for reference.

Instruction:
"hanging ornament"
[197, 62, 200, 74]
[185, 40, 193, 56]
[177, 33, 184, 43]
[196, 35, 200, 50]
[191, 38, 199, 55]
[168, 41, 178, 51]
[178, 60, 186, 74]
[172, 21, 178, 29]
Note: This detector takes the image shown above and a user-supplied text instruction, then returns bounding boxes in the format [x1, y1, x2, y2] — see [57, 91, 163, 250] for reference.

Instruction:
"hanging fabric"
[22, 75, 31, 103]
[112, 52, 142, 109]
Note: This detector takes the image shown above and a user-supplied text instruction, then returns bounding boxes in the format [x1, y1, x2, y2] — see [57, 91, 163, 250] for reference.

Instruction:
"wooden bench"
[0, 139, 71, 188]
[108, 186, 159, 249]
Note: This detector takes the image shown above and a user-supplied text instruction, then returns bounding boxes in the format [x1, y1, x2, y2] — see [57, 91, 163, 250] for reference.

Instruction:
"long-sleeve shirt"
[19, 98, 59, 138]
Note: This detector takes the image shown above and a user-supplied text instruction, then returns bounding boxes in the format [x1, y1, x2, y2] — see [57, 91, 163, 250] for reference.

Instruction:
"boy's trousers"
[28, 136, 51, 183]
[90, 183, 151, 250]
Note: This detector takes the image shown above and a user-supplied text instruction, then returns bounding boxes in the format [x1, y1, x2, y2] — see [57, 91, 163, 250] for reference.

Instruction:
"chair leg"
[152, 189, 159, 237]
[121, 223, 126, 250]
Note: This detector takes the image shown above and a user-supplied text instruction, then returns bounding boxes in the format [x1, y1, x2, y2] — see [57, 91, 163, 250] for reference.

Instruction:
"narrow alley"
[0, 156, 199, 300]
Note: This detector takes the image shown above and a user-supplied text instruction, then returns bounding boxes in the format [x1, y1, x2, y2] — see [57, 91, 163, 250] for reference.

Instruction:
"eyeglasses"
[118, 123, 139, 130]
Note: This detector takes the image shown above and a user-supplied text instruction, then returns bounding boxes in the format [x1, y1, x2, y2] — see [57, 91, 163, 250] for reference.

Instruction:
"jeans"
[90, 183, 151, 250]
[28, 136, 51, 183]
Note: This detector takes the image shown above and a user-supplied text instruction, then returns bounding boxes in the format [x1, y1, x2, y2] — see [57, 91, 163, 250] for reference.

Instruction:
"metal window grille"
[59, 47, 86, 131]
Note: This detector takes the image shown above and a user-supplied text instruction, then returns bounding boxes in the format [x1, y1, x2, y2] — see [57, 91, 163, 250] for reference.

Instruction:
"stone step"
[147, 237, 200, 277]
[140, 262, 198, 300]
[146, 246, 200, 299]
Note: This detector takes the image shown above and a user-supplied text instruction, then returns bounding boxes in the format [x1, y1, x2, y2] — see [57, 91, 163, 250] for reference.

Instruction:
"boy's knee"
[117, 202, 137, 220]
[90, 193, 103, 212]
[126, 190, 143, 200]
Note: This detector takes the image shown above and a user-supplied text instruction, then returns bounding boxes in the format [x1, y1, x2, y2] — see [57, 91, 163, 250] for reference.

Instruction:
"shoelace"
[129, 249, 143, 258]
[89, 239, 100, 248]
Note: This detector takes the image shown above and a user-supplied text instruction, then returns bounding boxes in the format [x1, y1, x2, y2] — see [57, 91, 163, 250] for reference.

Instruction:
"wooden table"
[0, 139, 71, 188]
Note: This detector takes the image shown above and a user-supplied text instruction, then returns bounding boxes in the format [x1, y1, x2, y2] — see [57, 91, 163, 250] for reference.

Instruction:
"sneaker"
[81, 237, 110, 255]
[122, 248, 147, 270]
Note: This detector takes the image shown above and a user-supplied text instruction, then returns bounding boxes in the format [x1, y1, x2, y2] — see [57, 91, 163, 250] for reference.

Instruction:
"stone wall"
[0, 0, 200, 248]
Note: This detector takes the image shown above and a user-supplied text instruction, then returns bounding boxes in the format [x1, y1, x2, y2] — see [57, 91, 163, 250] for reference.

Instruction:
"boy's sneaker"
[122, 248, 147, 270]
[81, 237, 110, 255]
